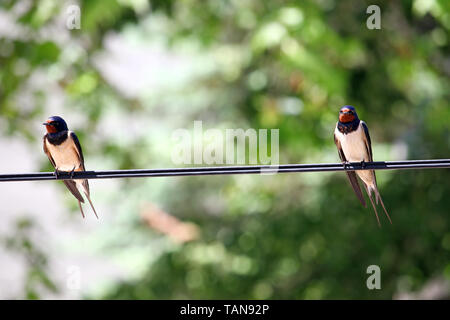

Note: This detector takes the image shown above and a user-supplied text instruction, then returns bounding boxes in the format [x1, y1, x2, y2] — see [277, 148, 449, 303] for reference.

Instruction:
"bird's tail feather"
[365, 185, 381, 227]
[77, 179, 99, 219]
[85, 193, 98, 219]
[365, 184, 392, 226]
[63, 180, 84, 203]
[78, 200, 85, 218]
[373, 187, 392, 224]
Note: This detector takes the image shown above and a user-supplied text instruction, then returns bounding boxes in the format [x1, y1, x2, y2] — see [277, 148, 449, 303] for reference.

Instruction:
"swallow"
[333, 106, 391, 226]
[43, 116, 98, 219]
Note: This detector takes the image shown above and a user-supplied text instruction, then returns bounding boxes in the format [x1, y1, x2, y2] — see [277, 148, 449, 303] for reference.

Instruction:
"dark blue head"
[43, 116, 68, 133]
[338, 105, 359, 123]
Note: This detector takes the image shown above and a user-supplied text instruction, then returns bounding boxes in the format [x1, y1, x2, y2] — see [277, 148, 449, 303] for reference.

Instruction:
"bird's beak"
[43, 122, 49, 126]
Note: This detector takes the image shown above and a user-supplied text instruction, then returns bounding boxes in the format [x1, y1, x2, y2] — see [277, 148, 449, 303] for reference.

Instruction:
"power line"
[0, 159, 449, 182]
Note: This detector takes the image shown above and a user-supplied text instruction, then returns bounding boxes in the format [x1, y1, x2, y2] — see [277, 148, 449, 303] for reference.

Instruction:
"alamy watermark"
[171, 121, 279, 173]
[366, 5, 381, 30]
[65, 5, 381, 32]
[66, 265, 81, 290]
[66, 5, 81, 30]
[366, 265, 381, 290]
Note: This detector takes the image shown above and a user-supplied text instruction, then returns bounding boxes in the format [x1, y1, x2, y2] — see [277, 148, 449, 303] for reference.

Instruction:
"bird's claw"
[70, 167, 76, 179]
[343, 161, 350, 169]
[54, 168, 60, 179]
[360, 160, 366, 169]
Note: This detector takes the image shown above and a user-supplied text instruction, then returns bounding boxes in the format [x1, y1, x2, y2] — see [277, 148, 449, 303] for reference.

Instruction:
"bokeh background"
[0, 0, 449, 299]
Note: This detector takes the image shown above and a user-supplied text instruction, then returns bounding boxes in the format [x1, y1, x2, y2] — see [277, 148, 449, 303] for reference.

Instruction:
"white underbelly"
[335, 127, 369, 162]
[46, 138, 81, 171]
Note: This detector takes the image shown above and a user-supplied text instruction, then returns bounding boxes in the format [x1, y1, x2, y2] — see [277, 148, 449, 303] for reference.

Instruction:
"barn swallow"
[43, 116, 98, 219]
[333, 106, 391, 226]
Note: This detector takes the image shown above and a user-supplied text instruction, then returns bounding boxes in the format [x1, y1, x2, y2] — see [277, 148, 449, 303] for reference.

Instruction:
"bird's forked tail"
[364, 184, 392, 227]
[77, 179, 99, 219]
[84, 192, 98, 219]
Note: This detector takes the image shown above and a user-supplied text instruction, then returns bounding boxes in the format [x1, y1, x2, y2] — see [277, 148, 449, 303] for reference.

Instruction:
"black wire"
[0, 159, 449, 182]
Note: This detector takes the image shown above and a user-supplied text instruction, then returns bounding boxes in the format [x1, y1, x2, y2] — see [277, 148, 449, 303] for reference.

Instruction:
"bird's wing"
[361, 122, 391, 223]
[334, 130, 366, 207]
[70, 131, 90, 196]
[360, 121, 373, 162]
[43, 135, 56, 168]
[361, 121, 377, 185]
[63, 180, 85, 203]
[70, 132, 85, 170]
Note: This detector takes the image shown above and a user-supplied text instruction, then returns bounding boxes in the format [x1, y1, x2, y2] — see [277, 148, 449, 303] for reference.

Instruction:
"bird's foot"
[343, 161, 351, 169]
[54, 168, 60, 179]
[70, 166, 76, 179]
[360, 160, 366, 169]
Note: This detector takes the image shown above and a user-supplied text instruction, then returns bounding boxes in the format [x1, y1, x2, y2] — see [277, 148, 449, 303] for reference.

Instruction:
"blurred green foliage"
[1, 217, 58, 299]
[0, 0, 449, 299]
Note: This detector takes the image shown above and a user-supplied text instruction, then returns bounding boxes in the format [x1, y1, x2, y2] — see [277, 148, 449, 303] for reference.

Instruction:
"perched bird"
[333, 106, 391, 226]
[43, 116, 98, 218]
